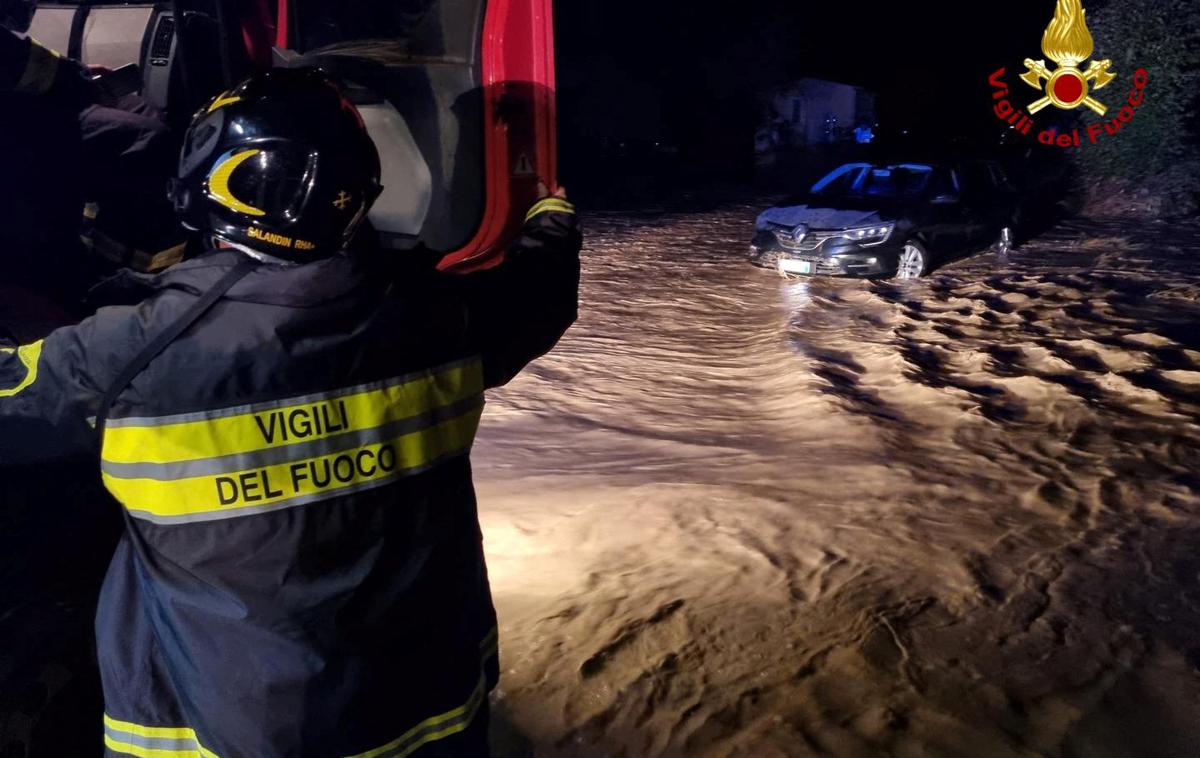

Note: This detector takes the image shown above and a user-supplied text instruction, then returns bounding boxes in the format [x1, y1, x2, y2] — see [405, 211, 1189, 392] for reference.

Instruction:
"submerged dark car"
[750, 161, 1019, 279]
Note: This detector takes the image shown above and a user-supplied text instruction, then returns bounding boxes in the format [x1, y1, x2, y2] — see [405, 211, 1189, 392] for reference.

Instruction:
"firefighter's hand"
[526, 184, 575, 229]
[536, 181, 568, 200]
[521, 181, 579, 258]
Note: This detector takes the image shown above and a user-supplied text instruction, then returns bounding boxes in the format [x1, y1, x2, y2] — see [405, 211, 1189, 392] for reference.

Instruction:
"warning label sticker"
[512, 153, 536, 176]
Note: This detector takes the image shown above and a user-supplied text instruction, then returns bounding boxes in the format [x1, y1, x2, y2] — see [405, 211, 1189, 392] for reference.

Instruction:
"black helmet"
[171, 68, 382, 262]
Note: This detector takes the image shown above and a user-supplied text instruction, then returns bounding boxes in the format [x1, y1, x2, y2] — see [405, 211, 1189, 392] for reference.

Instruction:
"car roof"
[835, 161, 940, 171]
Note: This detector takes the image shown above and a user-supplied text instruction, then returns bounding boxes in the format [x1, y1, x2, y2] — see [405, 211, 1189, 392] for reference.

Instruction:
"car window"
[811, 163, 933, 198]
[811, 163, 869, 195]
[859, 166, 932, 197]
[964, 163, 995, 195]
[927, 168, 961, 198]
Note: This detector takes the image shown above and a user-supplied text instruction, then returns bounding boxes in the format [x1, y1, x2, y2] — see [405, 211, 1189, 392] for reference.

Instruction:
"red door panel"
[437, 0, 558, 273]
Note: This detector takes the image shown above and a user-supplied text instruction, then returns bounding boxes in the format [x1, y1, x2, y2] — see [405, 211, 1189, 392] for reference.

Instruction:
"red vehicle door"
[438, 0, 558, 272]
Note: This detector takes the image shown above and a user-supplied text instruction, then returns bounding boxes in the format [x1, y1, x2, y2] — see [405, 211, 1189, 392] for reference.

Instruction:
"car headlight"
[840, 223, 894, 246]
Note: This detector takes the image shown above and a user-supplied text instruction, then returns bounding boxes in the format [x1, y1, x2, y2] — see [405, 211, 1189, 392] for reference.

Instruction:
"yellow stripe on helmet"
[206, 149, 267, 217]
[206, 93, 242, 112]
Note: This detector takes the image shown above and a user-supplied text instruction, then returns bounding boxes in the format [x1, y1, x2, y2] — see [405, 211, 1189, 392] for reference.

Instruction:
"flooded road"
[474, 207, 1200, 757]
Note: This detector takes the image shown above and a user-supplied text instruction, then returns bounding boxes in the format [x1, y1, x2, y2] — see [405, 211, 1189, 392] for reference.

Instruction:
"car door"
[960, 161, 1002, 249]
[921, 166, 972, 259]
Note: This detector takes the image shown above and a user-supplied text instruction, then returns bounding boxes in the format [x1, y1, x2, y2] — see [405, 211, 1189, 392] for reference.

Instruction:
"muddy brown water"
[475, 209, 1200, 757]
[2, 209, 1199, 757]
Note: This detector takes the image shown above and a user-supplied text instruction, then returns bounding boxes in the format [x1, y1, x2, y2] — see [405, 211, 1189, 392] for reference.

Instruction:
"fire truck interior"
[27, 0, 556, 269]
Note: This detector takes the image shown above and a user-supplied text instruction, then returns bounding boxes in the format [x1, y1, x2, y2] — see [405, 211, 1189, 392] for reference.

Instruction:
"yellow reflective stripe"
[15, 40, 59, 94]
[104, 715, 197, 740]
[0, 341, 43, 397]
[347, 627, 496, 758]
[103, 715, 219, 758]
[206, 149, 267, 217]
[103, 735, 218, 758]
[102, 362, 482, 465]
[104, 627, 495, 758]
[139, 242, 188, 272]
[478, 625, 498, 657]
[102, 407, 481, 521]
[346, 675, 487, 758]
[524, 197, 575, 222]
[104, 735, 200, 758]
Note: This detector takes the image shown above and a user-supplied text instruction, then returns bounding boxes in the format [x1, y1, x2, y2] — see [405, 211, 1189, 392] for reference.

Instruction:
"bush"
[1074, 0, 1200, 215]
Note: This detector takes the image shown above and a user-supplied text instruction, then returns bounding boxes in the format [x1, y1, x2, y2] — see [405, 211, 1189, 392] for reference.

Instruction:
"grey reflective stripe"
[101, 394, 483, 481]
[104, 357, 480, 429]
[125, 448, 472, 526]
[104, 724, 204, 753]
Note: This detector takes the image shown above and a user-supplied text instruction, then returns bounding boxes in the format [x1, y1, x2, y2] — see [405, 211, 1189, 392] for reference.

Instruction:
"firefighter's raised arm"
[458, 185, 582, 388]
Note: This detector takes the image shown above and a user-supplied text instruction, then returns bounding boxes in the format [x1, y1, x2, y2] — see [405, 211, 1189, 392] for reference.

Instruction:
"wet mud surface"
[2, 208, 1199, 757]
[475, 208, 1200, 757]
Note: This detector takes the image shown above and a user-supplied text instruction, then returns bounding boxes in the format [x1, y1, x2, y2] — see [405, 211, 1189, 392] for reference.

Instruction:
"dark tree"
[1074, 0, 1200, 212]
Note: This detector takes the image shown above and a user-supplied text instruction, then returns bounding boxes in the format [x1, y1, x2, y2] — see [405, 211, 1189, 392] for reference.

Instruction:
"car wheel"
[894, 240, 927, 279]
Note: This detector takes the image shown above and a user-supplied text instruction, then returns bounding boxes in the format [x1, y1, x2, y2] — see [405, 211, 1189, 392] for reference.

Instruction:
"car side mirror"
[931, 193, 961, 205]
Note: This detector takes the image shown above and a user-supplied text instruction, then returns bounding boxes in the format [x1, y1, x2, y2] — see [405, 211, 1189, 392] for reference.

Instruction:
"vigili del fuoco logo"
[987, 0, 1148, 149]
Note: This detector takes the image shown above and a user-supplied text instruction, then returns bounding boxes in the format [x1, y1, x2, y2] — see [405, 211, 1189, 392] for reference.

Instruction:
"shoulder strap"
[95, 258, 257, 439]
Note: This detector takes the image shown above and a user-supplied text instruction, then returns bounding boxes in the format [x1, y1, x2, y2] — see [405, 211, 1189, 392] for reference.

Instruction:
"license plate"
[778, 258, 813, 275]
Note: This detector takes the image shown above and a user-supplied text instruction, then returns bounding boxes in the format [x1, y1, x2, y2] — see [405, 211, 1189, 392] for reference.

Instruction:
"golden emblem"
[333, 191, 352, 210]
[1019, 0, 1115, 115]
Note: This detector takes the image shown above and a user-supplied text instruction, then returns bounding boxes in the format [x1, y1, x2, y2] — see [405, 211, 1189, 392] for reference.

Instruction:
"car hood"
[758, 198, 901, 230]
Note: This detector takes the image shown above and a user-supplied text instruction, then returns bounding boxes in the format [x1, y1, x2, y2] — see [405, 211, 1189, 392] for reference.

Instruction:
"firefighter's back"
[97, 250, 498, 757]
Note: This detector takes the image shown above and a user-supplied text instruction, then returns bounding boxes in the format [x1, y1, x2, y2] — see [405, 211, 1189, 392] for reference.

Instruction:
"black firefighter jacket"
[0, 197, 580, 757]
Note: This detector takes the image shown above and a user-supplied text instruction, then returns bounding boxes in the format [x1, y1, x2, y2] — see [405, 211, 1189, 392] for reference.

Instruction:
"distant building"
[756, 78, 876, 154]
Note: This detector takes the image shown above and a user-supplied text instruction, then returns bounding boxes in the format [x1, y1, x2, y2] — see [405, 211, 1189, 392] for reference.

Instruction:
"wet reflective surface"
[476, 208, 1200, 757]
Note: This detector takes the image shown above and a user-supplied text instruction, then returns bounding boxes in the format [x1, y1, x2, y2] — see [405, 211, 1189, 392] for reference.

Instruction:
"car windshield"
[811, 163, 935, 199]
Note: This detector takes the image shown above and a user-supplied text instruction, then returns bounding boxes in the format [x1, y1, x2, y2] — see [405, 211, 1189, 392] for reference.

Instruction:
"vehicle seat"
[305, 54, 483, 254]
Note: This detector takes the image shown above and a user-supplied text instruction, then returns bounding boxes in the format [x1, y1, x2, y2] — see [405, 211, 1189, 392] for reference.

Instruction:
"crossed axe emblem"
[1020, 57, 1115, 116]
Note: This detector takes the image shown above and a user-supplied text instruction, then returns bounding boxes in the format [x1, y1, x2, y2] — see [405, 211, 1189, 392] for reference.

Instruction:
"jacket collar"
[155, 249, 378, 307]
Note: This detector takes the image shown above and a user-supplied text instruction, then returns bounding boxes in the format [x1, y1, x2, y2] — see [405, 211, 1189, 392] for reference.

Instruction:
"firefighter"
[0, 67, 580, 757]
[0, 4, 91, 300]
[1, 0, 178, 304]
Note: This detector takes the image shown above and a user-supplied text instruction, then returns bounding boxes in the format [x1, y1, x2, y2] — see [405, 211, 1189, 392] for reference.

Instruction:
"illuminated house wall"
[757, 78, 876, 153]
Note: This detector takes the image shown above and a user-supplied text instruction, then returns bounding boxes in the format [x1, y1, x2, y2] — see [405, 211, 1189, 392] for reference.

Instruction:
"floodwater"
[475, 208, 1200, 757]
[2, 208, 1199, 757]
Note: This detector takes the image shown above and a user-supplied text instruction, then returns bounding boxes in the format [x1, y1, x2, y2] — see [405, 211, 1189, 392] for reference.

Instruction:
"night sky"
[554, 0, 1068, 184]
